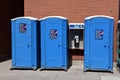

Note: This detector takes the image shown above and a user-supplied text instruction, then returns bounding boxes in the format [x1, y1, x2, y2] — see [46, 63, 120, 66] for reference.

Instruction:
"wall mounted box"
[40, 16, 68, 70]
[69, 23, 84, 50]
[11, 17, 40, 70]
[84, 15, 114, 72]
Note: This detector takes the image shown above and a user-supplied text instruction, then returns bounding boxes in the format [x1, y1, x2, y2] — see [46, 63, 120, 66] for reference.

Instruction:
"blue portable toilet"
[40, 16, 68, 70]
[11, 17, 39, 70]
[84, 15, 114, 72]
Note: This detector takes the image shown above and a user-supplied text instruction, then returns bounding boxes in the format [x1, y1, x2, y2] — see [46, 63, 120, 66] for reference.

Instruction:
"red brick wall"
[24, 0, 119, 61]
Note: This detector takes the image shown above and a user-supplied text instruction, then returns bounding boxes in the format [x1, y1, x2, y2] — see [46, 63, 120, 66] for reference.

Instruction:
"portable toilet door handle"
[58, 43, 62, 47]
[104, 45, 107, 48]
[28, 43, 31, 48]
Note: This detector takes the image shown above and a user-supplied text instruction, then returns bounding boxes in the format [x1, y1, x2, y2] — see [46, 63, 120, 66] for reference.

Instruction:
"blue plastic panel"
[84, 15, 114, 71]
[40, 16, 68, 70]
[11, 17, 39, 70]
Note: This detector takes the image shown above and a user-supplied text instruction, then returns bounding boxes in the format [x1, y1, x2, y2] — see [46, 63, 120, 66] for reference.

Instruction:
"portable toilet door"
[11, 17, 39, 70]
[84, 15, 114, 72]
[40, 16, 68, 70]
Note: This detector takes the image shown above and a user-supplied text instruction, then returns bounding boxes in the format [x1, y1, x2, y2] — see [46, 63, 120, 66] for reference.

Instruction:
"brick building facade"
[24, 0, 119, 61]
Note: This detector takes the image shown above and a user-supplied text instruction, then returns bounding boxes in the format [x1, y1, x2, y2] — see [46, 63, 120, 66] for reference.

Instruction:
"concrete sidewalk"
[0, 60, 120, 80]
